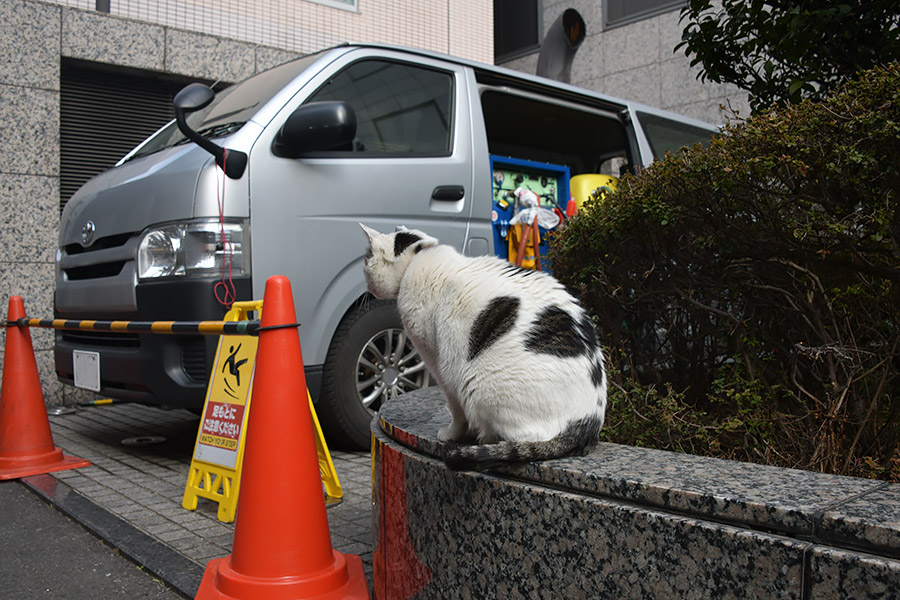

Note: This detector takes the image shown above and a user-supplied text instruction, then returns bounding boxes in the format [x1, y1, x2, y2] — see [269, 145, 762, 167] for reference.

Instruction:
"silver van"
[55, 43, 716, 448]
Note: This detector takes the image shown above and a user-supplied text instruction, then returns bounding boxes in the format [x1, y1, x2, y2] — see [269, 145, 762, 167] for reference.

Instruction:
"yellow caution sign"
[308, 387, 343, 507]
[182, 301, 342, 522]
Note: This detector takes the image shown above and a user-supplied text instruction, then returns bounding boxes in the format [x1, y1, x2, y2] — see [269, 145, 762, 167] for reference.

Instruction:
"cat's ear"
[395, 225, 409, 232]
[360, 223, 380, 243]
[415, 233, 438, 250]
[407, 231, 438, 254]
[392, 228, 438, 256]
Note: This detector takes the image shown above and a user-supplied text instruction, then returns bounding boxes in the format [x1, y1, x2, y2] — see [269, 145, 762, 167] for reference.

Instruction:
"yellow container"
[569, 174, 618, 210]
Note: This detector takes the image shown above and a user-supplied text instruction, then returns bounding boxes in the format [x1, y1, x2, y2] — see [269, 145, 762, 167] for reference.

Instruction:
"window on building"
[603, 0, 685, 31]
[307, 0, 357, 11]
[306, 59, 454, 155]
[494, 0, 541, 63]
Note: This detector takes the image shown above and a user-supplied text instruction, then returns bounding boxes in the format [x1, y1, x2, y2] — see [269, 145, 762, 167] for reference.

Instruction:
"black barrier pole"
[5, 318, 262, 337]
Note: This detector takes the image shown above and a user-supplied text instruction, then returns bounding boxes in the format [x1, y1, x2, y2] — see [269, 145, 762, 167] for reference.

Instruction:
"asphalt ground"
[1, 403, 373, 598]
[0, 479, 182, 599]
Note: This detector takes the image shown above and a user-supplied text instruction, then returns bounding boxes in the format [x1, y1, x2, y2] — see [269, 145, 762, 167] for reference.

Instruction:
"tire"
[317, 299, 432, 449]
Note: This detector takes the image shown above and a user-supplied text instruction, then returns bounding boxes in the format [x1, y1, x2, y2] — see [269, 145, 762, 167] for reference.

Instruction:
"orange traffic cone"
[0, 296, 90, 480]
[195, 276, 369, 600]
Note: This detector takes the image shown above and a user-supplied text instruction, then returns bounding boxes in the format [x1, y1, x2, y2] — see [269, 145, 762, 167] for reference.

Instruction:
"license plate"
[73, 350, 101, 392]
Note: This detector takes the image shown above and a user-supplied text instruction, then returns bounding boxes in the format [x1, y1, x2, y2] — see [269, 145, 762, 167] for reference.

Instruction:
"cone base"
[195, 551, 369, 600]
[0, 449, 91, 481]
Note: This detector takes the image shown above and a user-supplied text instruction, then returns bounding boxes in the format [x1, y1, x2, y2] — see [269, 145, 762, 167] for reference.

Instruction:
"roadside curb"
[22, 473, 203, 598]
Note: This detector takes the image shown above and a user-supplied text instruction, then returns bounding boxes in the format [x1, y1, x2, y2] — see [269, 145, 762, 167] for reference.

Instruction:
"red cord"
[213, 150, 237, 308]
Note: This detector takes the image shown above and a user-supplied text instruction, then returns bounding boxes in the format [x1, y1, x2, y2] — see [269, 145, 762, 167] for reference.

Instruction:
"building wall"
[499, 0, 750, 126]
[0, 0, 491, 405]
[45, 0, 494, 62]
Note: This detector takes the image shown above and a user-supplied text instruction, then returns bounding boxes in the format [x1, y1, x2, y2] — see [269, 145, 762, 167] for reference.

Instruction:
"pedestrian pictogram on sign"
[182, 301, 260, 522]
[195, 336, 257, 467]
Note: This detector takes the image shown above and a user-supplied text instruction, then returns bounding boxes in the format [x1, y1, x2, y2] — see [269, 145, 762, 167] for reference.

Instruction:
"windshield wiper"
[194, 121, 246, 139]
[124, 121, 247, 163]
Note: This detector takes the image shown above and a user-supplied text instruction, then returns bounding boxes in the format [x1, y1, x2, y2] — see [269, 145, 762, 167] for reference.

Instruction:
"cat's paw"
[438, 425, 463, 442]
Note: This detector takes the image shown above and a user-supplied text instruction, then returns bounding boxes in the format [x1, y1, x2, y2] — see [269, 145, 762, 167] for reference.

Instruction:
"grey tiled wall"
[500, 0, 750, 125]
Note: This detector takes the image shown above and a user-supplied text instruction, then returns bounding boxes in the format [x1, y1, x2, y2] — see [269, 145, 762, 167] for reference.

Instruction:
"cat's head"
[360, 224, 438, 299]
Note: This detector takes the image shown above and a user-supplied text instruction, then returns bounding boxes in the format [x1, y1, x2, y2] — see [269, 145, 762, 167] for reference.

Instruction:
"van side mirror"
[173, 82, 215, 112]
[273, 101, 358, 158]
[173, 83, 247, 179]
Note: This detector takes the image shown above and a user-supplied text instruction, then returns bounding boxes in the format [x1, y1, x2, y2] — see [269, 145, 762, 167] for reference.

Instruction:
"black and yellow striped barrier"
[5, 318, 262, 336]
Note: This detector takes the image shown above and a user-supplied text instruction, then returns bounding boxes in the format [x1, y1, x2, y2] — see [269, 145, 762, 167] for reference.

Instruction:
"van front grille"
[60, 329, 140, 348]
[64, 261, 126, 280]
[180, 337, 209, 382]
[64, 232, 133, 255]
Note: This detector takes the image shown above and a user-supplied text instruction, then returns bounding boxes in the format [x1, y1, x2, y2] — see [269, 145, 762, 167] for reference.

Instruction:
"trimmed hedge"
[550, 62, 899, 481]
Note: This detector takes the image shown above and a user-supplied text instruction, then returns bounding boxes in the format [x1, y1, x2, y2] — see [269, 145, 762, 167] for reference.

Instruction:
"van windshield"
[126, 51, 326, 162]
[637, 111, 717, 160]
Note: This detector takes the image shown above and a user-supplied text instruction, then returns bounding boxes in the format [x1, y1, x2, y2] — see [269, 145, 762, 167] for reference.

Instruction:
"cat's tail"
[441, 413, 603, 471]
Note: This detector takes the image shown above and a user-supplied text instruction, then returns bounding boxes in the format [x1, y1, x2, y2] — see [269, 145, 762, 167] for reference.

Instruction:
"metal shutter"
[59, 61, 193, 213]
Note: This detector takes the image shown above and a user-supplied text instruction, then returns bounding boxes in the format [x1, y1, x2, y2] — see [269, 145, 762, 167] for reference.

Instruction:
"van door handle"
[431, 185, 465, 201]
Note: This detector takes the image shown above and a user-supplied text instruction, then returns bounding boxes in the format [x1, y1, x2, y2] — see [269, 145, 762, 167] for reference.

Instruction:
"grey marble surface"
[61, 8, 165, 72]
[0, 85, 58, 176]
[378, 387, 900, 556]
[809, 546, 900, 600]
[165, 29, 257, 83]
[0, 174, 59, 265]
[376, 432, 809, 599]
[820, 484, 900, 552]
[0, 1, 60, 89]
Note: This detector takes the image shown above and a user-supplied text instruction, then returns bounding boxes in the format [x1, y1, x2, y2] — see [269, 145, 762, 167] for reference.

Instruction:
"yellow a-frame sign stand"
[182, 300, 342, 523]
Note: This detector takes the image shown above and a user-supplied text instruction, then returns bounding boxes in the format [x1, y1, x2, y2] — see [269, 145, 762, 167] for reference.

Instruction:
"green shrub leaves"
[551, 63, 899, 481]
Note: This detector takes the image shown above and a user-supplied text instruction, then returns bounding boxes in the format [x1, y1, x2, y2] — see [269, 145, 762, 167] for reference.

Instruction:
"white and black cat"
[361, 224, 607, 470]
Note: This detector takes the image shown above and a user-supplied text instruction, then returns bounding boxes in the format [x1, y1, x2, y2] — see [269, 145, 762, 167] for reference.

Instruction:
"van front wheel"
[317, 300, 431, 449]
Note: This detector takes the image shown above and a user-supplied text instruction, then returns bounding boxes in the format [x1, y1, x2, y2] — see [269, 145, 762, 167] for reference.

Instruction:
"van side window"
[307, 60, 453, 156]
[636, 111, 715, 160]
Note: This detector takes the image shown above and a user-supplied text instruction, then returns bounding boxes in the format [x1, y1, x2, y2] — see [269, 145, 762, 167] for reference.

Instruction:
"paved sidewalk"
[26, 403, 373, 598]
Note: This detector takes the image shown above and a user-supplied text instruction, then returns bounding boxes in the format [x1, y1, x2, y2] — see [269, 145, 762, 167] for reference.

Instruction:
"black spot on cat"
[498, 262, 540, 278]
[468, 296, 520, 360]
[590, 358, 606, 388]
[576, 314, 599, 349]
[394, 231, 422, 256]
[524, 306, 589, 358]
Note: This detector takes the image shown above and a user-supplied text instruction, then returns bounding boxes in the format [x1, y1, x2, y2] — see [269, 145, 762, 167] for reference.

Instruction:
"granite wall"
[0, 0, 302, 405]
[372, 388, 900, 599]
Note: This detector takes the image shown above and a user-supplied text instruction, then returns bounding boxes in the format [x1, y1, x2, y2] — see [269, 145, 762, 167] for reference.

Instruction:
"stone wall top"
[379, 387, 900, 559]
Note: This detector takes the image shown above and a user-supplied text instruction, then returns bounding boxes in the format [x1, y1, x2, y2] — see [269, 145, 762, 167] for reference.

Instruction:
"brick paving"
[40, 403, 373, 596]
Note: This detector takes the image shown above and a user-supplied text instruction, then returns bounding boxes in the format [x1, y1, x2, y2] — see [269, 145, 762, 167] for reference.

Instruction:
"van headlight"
[137, 219, 250, 280]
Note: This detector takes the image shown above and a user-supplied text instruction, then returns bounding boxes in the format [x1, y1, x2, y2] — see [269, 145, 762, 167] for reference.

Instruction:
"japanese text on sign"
[200, 401, 245, 443]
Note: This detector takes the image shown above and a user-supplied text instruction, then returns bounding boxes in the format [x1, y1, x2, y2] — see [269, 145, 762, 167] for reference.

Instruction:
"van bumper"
[54, 277, 253, 410]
